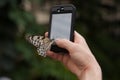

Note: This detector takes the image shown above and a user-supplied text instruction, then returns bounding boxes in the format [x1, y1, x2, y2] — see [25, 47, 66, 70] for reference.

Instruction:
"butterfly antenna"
[25, 34, 32, 43]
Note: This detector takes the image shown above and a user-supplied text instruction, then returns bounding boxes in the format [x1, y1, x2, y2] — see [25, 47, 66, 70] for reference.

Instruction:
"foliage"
[0, 0, 77, 80]
[0, 0, 120, 80]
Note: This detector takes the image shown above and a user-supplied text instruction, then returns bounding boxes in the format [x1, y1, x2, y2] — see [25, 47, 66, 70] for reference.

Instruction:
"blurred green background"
[0, 0, 120, 80]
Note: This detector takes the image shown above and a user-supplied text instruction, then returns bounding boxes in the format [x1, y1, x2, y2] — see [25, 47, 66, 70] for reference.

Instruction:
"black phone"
[48, 4, 76, 53]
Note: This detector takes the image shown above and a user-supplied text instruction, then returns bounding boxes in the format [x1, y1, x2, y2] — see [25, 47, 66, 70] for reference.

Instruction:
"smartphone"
[48, 4, 76, 53]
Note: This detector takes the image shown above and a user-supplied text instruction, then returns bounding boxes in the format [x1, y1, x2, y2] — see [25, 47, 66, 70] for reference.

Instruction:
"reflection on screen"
[50, 13, 72, 40]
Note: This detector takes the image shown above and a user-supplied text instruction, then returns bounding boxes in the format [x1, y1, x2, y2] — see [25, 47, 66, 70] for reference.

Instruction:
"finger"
[74, 31, 86, 44]
[45, 32, 48, 37]
[55, 39, 75, 52]
[62, 54, 70, 65]
[47, 51, 63, 61]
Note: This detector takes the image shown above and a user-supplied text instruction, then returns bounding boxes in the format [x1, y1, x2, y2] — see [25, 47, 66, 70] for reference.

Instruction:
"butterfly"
[25, 34, 54, 57]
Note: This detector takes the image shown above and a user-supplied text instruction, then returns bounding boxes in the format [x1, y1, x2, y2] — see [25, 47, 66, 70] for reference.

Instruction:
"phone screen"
[50, 13, 72, 40]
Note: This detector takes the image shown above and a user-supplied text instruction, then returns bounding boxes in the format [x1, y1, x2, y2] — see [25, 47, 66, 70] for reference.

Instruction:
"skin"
[45, 31, 102, 80]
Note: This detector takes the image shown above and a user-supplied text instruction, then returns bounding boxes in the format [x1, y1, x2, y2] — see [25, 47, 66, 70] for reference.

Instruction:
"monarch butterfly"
[25, 35, 54, 57]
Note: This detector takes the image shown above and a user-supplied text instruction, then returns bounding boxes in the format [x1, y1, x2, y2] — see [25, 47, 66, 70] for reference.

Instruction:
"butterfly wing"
[25, 35, 54, 57]
[25, 35, 43, 47]
[37, 38, 54, 57]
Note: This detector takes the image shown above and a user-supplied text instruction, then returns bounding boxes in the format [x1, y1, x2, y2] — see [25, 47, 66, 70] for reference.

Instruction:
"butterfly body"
[25, 35, 54, 57]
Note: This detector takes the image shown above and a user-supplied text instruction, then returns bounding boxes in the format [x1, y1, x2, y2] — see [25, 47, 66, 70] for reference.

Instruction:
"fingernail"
[55, 39, 61, 42]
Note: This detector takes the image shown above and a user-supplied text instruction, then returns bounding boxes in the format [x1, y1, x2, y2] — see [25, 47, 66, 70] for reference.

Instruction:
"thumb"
[55, 39, 75, 52]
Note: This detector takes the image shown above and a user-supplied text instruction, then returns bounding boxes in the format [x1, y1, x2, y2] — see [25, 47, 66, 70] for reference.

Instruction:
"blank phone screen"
[50, 13, 72, 40]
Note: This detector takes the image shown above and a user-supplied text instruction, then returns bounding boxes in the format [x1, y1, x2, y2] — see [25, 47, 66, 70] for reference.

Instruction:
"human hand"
[45, 31, 102, 80]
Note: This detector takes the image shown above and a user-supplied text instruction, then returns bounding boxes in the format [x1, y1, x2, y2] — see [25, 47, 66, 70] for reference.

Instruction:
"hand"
[45, 31, 102, 80]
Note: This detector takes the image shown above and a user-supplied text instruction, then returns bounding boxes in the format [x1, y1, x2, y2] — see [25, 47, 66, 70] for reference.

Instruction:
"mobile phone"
[48, 4, 76, 53]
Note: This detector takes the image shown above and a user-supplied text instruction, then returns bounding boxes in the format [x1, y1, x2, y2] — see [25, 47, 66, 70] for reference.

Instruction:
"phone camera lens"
[57, 9, 60, 12]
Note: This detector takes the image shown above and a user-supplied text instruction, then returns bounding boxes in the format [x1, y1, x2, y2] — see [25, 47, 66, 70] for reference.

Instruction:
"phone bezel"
[48, 4, 76, 53]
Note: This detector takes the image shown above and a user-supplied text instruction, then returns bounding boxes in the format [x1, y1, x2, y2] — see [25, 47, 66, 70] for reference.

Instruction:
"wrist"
[77, 61, 102, 80]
